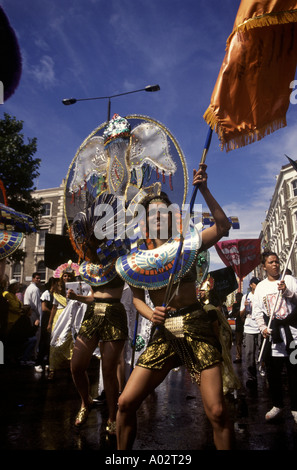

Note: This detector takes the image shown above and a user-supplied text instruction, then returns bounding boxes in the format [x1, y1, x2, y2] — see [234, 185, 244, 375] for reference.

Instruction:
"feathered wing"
[69, 136, 107, 193]
[130, 123, 177, 175]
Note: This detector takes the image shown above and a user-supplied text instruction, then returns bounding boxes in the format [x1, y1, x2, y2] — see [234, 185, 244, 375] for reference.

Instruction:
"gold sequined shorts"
[78, 300, 128, 342]
[137, 308, 222, 377]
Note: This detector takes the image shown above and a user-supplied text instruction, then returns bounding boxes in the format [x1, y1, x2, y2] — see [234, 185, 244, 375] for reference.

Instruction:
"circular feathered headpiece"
[53, 260, 80, 279]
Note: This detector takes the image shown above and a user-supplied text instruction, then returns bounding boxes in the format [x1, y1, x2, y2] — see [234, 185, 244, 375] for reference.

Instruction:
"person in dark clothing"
[232, 292, 244, 363]
[35, 277, 56, 372]
[6, 304, 40, 365]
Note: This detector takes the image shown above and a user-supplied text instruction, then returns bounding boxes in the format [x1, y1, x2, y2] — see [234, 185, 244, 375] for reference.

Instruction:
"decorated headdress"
[53, 260, 80, 279]
[64, 114, 188, 287]
[64, 114, 187, 216]
[103, 114, 131, 146]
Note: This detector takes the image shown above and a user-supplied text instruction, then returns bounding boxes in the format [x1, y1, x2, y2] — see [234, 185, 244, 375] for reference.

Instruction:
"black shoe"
[93, 390, 106, 405]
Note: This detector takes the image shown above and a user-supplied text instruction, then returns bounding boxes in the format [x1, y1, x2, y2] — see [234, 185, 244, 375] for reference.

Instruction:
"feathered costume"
[65, 113, 188, 287]
[64, 113, 189, 362]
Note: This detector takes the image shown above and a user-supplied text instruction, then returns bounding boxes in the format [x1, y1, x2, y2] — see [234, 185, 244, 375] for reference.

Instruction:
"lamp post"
[62, 84, 160, 121]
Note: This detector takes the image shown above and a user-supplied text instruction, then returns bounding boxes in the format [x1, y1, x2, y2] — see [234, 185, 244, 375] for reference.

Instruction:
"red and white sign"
[215, 239, 261, 279]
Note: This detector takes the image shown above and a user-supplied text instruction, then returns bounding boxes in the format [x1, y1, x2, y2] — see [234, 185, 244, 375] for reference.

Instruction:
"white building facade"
[260, 160, 297, 277]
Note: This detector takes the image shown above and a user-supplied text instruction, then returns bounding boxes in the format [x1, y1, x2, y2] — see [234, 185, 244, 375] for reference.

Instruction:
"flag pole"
[258, 231, 297, 365]
[163, 127, 213, 307]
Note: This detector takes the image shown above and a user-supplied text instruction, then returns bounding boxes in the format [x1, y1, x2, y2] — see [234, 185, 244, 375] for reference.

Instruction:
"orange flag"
[204, 1, 297, 152]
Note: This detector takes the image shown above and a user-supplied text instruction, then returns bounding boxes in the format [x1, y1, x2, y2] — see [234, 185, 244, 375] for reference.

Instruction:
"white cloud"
[29, 55, 56, 89]
[34, 37, 51, 52]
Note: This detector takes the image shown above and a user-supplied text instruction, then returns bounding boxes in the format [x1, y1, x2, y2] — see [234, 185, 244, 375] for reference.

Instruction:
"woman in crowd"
[47, 264, 77, 379]
[3, 279, 23, 332]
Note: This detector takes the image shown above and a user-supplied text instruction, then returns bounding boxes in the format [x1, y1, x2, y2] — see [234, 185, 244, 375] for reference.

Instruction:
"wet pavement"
[0, 345, 297, 454]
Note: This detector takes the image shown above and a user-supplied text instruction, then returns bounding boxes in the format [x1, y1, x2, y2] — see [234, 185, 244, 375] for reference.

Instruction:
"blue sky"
[2, 0, 297, 275]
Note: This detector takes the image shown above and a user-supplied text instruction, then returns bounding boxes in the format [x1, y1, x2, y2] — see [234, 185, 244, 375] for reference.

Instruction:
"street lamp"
[62, 84, 160, 121]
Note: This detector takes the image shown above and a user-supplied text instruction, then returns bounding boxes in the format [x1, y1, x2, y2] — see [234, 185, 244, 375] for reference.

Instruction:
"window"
[38, 229, 48, 247]
[42, 203, 51, 216]
[12, 263, 22, 283]
[37, 260, 46, 282]
[292, 180, 297, 197]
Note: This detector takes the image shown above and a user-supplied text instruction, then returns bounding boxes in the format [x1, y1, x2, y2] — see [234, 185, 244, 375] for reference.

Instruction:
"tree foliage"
[0, 113, 43, 263]
[0, 112, 43, 226]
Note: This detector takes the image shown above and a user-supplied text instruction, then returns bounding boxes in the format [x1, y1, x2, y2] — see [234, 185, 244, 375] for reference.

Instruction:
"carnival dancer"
[64, 113, 187, 433]
[47, 261, 80, 380]
[115, 164, 234, 450]
[68, 231, 128, 433]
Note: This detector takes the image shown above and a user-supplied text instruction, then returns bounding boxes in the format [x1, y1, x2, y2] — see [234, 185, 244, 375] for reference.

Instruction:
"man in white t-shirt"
[240, 276, 261, 388]
[24, 272, 42, 325]
[23, 272, 42, 359]
[253, 251, 297, 423]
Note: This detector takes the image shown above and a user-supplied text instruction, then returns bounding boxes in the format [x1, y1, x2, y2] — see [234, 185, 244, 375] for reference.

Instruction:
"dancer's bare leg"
[199, 365, 234, 450]
[100, 340, 125, 423]
[117, 349, 126, 394]
[116, 361, 173, 450]
[71, 335, 98, 409]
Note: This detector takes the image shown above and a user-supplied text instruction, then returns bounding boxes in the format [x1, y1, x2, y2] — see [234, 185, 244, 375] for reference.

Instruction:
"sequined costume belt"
[159, 304, 219, 344]
[165, 302, 203, 338]
[92, 298, 122, 318]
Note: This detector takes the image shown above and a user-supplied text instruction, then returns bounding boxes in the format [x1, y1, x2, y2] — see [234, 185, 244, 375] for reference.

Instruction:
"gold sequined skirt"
[78, 300, 128, 342]
[137, 307, 222, 381]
